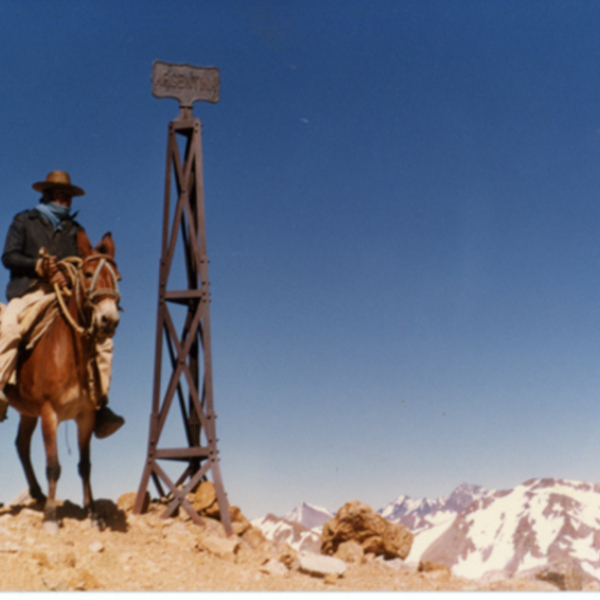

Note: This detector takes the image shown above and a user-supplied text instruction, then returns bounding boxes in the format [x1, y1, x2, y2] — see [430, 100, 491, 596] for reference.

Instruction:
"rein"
[51, 255, 121, 338]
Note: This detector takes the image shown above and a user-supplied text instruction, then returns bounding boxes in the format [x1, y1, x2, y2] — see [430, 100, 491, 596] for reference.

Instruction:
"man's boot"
[94, 399, 125, 439]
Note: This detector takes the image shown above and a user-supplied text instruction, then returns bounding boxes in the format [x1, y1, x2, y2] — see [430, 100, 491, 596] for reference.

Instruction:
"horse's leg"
[39, 404, 60, 532]
[15, 415, 46, 503]
[76, 410, 102, 529]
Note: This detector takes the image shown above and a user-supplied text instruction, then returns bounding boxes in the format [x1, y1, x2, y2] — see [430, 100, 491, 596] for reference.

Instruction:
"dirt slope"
[0, 495, 592, 592]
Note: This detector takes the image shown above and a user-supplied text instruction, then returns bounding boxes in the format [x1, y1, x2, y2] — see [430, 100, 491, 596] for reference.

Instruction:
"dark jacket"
[2, 209, 83, 300]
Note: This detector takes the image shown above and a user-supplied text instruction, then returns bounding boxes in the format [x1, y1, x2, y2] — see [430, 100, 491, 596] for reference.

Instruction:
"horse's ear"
[77, 229, 93, 259]
[96, 232, 115, 258]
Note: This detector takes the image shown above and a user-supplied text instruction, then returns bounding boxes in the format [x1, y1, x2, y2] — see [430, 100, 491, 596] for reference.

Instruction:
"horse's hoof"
[43, 520, 59, 535]
[31, 490, 46, 504]
[91, 514, 105, 531]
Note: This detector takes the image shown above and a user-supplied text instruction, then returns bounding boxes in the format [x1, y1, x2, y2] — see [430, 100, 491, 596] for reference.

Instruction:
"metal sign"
[152, 61, 220, 107]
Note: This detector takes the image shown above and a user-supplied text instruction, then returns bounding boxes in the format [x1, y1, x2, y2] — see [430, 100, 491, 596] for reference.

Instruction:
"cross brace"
[133, 118, 232, 535]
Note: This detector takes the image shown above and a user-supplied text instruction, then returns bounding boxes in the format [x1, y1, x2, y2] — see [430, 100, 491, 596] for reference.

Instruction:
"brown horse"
[5, 229, 121, 532]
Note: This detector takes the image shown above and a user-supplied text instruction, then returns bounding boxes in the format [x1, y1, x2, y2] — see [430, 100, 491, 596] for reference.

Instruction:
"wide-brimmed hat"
[32, 171, 85, 197]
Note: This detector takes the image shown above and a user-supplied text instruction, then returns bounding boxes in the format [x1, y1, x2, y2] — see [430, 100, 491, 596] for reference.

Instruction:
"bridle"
[53, 254, 121, 338]
[81, 254, 121, 307]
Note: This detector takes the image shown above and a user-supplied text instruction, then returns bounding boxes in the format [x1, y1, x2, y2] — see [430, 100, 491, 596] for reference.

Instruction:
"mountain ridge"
[252, 478, 600, 584]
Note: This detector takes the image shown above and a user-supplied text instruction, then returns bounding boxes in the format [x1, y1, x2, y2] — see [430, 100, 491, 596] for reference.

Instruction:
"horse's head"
[77, 229, 121, 339]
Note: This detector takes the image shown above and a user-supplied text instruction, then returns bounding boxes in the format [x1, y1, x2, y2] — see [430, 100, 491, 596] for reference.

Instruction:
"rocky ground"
[0, 492, 596, 592]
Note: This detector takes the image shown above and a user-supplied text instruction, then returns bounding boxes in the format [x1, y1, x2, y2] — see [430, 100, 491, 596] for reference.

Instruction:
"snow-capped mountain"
[376, 482, 494, 564]
[284, 502, 334, 530]
[420, 478, 600, 582]
[251, 502, 334, 553]
[379, 482, 491, 532]
[251, 479, 600, 584]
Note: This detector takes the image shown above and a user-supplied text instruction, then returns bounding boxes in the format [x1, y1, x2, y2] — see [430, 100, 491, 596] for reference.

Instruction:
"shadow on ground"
[0, 497, 128, 533]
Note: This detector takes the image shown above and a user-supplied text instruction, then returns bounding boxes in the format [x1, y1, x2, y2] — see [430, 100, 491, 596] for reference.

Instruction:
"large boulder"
[321, 500, 413, 560]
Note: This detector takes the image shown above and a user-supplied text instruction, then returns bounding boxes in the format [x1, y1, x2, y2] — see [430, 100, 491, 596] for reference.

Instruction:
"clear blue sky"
[1, 0, 600, 519]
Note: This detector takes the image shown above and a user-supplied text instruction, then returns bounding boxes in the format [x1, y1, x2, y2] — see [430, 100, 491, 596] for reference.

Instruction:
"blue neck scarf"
[36, 202, 71, 230]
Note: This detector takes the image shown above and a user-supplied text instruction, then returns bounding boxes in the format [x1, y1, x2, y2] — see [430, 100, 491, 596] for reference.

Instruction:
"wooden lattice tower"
[134, 62, 232, 534]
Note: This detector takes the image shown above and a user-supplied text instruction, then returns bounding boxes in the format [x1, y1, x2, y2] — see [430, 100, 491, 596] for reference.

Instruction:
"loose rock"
[230, 505, 252, 536]
[278, 544, 300, 570]
[117, 491, 149, 514]
[297, 551, 347, 578]
[88, 541, 104, 553]
[197, 534, 240, 561]
[419, 560, 451, 576]
[69, 569, 100, 591]
[0, 542, 19, 553]
[240, 526, 267, 549]
[259, 559, 289, 577]
[335, 540, 365, 563]
[533, 560, 586, 591]
[191, 481, 221, 518]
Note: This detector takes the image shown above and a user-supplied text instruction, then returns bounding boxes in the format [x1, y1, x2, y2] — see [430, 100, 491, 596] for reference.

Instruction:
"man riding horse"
[0, 170, 124, 438]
